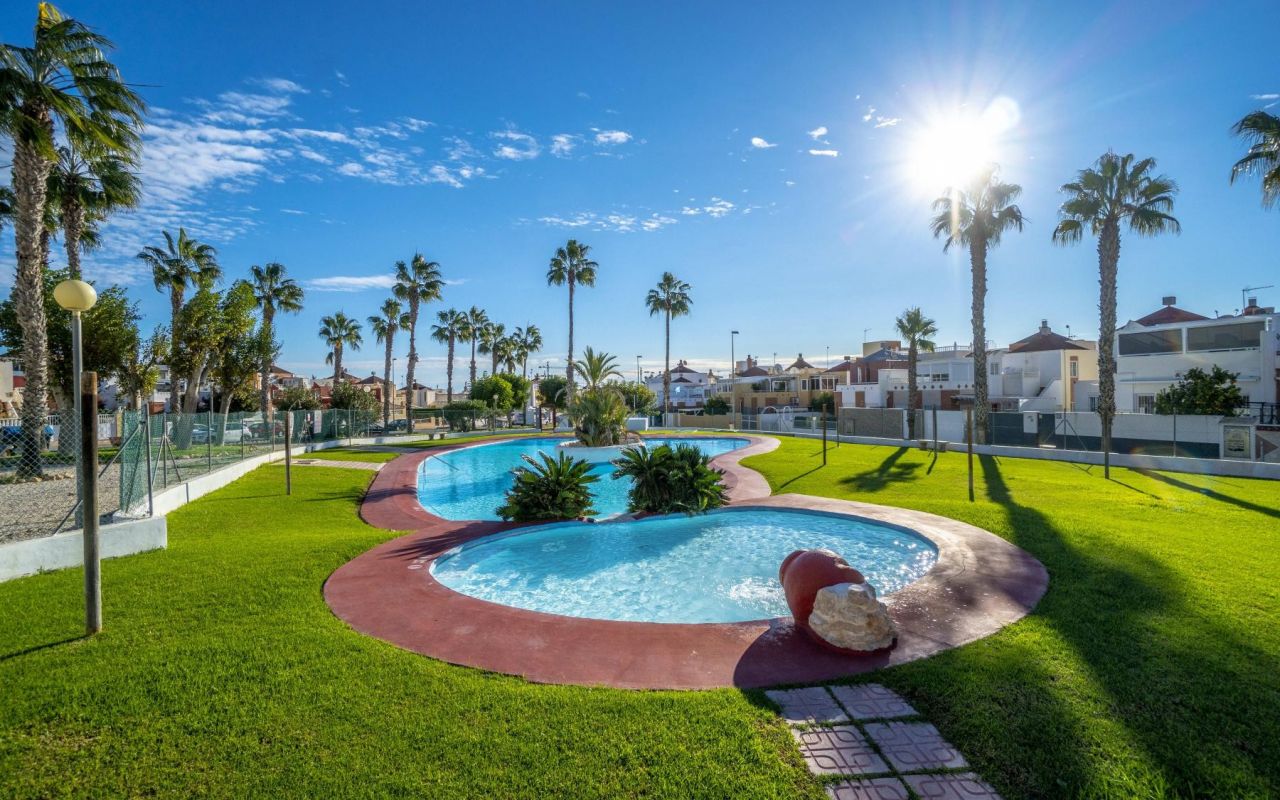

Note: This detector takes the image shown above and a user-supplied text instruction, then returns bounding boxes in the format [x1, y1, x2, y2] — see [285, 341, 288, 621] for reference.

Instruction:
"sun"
[905, 97, 1021, 193]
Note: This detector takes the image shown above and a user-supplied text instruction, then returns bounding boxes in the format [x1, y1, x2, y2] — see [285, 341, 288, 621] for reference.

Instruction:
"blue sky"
[3, 1, 1279, 386]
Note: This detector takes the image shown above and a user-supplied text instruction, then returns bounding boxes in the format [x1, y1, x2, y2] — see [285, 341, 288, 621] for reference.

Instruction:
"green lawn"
[1, 437, 1277, 798]
[297, 446, 404, 463]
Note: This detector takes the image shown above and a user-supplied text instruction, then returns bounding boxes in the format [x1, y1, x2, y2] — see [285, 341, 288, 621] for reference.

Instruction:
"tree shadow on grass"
[837, 447, 920, 492]
[1134, 468, 1280, 520]
[0, 634, 88, 662]
[776, 464, 826, 491]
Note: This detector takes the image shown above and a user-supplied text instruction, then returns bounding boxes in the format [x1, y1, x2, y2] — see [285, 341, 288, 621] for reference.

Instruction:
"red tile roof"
[1135, 306, 1209, 326]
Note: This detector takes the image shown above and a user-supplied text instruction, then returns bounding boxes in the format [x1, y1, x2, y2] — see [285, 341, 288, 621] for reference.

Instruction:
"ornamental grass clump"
[497, 451, 599, 522]
[612, 443, 728, 515]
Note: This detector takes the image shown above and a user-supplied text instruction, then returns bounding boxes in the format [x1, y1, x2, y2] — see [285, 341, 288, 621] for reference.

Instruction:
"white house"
[646, 360, 711, 410]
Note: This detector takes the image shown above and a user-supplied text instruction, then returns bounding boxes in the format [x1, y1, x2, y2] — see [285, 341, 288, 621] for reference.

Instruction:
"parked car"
[369, 419, 409, 435]
[192, 421, 254, 445]
[0, 424, 55, 454]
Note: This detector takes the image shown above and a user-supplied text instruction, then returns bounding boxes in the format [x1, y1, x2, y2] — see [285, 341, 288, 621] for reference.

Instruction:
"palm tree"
[249, 262, 304, 416]
[1053, 152, 1179, 478]
[546, 239, 598, 398]
[48, 144, 140, 280]
[393, 254, 444, 432]
[319, 311, 363, 383]
[1231, 111, 1280, 208]
[930, 165, 1025, 444]
[368, 299, 410, 428]
[894, 307, 938, 439]
[478, 321, 506, 376]
[137, 228, 221, 410]
[514, 324, 543, 378]
[462, 306, 489, 390]
[573, 347, 623, 391]
[1, 3, 145, 477]
[429, 308, 467, 402]
[644, 272, 693, 417]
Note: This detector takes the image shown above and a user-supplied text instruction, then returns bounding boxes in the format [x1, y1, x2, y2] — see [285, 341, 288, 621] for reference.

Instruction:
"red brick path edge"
[324, 434, 1048, 690]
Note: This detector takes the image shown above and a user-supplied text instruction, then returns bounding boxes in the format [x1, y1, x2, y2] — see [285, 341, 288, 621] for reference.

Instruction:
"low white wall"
[0, 515, 167, 583]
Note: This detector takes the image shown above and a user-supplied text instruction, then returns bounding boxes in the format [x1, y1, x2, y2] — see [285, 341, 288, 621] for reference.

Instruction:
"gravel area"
[0, 463, 123, 545]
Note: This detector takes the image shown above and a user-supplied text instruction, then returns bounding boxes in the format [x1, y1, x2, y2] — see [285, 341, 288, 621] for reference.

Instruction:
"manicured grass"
[0, 465, 812, 799]
[298, 447, 404, 463]
[742, 438, 1280, 799]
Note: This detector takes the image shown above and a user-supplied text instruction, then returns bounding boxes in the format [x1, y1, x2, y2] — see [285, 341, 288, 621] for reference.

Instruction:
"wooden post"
[932, 405, 938, 453]
[822, 403, 829, 465]
[81, 371, 101, 634]
[284, 411, 292, 495]
[966, 405, 975, 503]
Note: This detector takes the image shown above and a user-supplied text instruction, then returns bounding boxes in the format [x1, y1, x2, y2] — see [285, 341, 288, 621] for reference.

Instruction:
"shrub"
[702, 395, 730, 415]
[497, 452, 599, 522]
[808, 392, 835, 412]
[570, 387, 629, 446]
[278, 385, 320, 410]
[619, 382, 657, 415]
[330, 381, 379, 412]
[1155, 366, 1245, 416]
[497, 373, 533, 408]
[612, 443, 729, 514]
[441, 400, 488, 431]
[470, 375, 514, 410]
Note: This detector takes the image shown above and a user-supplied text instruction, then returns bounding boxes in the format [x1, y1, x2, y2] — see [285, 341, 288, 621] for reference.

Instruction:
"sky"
[2, 1, 1279, 387]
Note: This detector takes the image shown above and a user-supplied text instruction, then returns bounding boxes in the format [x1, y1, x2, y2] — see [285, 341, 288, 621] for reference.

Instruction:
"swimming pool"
[430, 507, 938, 623]
[417, 436, 748, 521]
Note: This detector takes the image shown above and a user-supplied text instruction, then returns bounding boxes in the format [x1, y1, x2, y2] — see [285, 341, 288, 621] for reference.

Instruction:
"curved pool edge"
[332, 443, 1048, 689]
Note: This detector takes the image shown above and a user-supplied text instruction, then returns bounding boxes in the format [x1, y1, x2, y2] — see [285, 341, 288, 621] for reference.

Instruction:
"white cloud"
[785, 180, 796, 186]
[252, 77, 308, 94]
[492, 129, 541, 160]
[593, 129, 632, 145]
[550, 133, 578, 157]
[1251, 93, 1279, 100]
[217, 91, 295, 118]
[280, 208, 306, 215]
[703, 198, 735, 217]
[401, 116, 433, 131]
[305, 274, 398, 292]
[807, 126, 828, 141]
[335, 70, 349, 87]
[862, 107, 875, 122]
[874, 117, 900, 128]
[750, 136, 777, 149]
[808, 149, 839, 157]
[336, 161, 365, 176]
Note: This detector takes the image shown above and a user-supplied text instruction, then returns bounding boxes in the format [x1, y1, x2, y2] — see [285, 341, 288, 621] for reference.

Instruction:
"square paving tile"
[904, 772, 1002, 799]
[791, 726, 888, 776]
[863, 721, 969, 772]
[765, 687, 849, 724]
[829, 683, 919, 720]
[825, 776, 910, 800]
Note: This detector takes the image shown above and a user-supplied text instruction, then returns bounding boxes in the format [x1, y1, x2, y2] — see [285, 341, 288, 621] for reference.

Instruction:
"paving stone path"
[766, 684, 1002, 800]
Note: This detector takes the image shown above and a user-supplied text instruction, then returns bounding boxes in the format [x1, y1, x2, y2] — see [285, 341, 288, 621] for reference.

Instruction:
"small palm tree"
[1230, 111, 1280, 208]
[461, 306, 489, 389]
[573, 347, 623, 391]
[930, 165, 1025, 443]
[645, 272, 693, 417]
[497, 452, 599, 522]
[547, 239, 598, 398]
[514, 323, 543, 378]
[478, 321, 507, 376]
[894, 307, 938, 439]
[368, 298, 410, 428]
[1053, 152, 1179, 478]
[48, 144, 140, 280]
[393, 254, 444, 432]
[429, 308, 467, 402]
[250, 262, 304, 415]
[319, 311, 363, 383]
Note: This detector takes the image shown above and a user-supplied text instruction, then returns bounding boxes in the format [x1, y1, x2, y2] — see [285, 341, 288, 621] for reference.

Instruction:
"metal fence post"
[206, 409, 213, 473]
[966, 406, 975, 502]
[143, 410, 154, 517]
[284, 412, 292, 495]
[80, 371, 101, 634]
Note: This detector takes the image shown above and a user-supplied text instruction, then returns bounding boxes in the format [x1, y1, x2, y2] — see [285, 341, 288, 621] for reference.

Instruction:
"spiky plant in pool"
[497, 452, 599, 522]
[612, 443, 728, 515]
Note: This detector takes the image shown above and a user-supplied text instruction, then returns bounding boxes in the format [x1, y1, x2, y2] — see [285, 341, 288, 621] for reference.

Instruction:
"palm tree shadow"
[838, 447, 920, 492]
[1134, 469, 1280, 520]
[777, 464, 826, 491]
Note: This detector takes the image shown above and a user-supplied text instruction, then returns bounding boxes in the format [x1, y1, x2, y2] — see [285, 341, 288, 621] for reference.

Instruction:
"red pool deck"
[325, 434, 1048, 690]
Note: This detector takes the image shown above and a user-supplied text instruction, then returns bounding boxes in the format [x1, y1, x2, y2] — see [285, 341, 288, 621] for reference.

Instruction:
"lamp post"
[635, 355, 642, 415]
[53, 279, 100, 634]
[730, 330, 739, 430]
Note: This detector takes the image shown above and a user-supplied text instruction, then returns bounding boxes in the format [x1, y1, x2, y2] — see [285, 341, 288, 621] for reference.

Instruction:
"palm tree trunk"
[491, 350, 499, 377]
[907, 343, 918, 440]
[969, 239, 990, 444]
[469, 337, 477, 389]
[170, 288, 184, 414]
[405, 302, 418, 433]
[566, 278, 576, 400]
[333, 344, 342, 384]
[382, 336, 393, 428]
[663, 309, 671, 418]
[12, 132, 53, 478]
[259, 310, 274, 418]
[446, 336, 455, 402]
[1097, 219, 1121, 479]
[63, 200, 84, 281]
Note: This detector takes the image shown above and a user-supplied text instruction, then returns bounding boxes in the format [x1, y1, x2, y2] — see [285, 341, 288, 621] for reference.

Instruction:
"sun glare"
[906, 97, 1021, 193]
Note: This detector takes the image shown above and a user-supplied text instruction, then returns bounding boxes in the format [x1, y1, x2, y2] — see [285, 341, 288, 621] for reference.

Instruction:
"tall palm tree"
[894, 307, 938, 439]
[48, 144, 140, 280]
[368, 298, 410, 428]
[514, 323, 543, 378]
[1230, 111, 1280, 208]
[546, 239, 598, 398]
[137, 228, 221, 410]
[930, 165, 1025, 444]
[462, 305, 489, 390]
[478, 321, 507, 376]
[319, 311, 363, 383]
[1053, 152, 1179, 478]
[1, 3, 145, 476]
[644, 272, 693, 417]
[573, 347, 623, 391]
[392, 253, 444, 432]
[430, 308, 467, 402]
[250, 262, 304, 415]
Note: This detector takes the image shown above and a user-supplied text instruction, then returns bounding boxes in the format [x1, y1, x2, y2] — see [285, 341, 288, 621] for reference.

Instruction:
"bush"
[702, 395, 730, 415]
[808, 392, 835, 412]
[330, 381, 379, 412]
[470, 375, 514, 410]
[497, 452, 599, 522]
[441, 400, 488, 432]
[570, 387, 629, 446]
[612, 443, 729, 514]
[497, 373, 533, 408]
[1155, 366, 1245, 416]
[619, 382, 657, 415]
[278, 385, 321, 411]
[538, 375, 568, 409]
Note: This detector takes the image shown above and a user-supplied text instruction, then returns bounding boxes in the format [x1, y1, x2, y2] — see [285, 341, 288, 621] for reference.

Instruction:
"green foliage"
[573, 346, 623, 390]
[569, 386, 629, 446]
[619, 381, 657, 415]
[279, 385, 321, 411]
[470, 374, 514, 410]
[538, 375, 569, 409]
[329, 381, 379, 412]
[808, 391, 835, 412]
[702, 394, 731, 415]
[441, 399, 488, 431]
[612, 443, 729, 514]
[497, 451, 599, 522]
[1155, 366, 1245, 416]
[497, 372, 533, 407]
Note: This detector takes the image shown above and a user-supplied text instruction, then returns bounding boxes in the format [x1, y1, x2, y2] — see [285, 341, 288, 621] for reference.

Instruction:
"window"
[1136, 394, 1156, 414]
[1118, 329, 1183, 355]
[989, 362, 999, 375]
[1088, 396, 1099, 412]
[1186, 321, 1264, 352]
[1069, 357, 1078, 378]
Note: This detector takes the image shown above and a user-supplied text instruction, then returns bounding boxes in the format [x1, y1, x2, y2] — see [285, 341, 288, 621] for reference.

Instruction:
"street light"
[635, 355, 642, 415]
[730, 330, 739, 430]
[53, 278, 100, 634]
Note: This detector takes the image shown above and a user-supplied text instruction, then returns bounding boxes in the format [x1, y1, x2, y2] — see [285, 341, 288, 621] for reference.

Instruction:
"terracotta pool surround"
[327, 434, 1048, 690]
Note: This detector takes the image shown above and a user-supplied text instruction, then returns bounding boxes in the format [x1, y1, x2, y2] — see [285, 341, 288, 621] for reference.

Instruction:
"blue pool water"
[417, 436, 748, 521]
[430, 508, 938, 623]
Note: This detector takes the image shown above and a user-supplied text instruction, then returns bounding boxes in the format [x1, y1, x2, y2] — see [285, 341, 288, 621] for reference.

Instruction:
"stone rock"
[808, 582, 897, 653]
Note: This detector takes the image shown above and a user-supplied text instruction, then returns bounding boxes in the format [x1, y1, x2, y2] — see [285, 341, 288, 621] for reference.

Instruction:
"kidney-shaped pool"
[430, 507, 938, 623]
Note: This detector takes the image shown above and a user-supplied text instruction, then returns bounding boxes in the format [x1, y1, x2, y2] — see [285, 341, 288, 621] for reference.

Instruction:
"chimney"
[1039, 319, 1050, 334]
[1161, 295, 1176, 307]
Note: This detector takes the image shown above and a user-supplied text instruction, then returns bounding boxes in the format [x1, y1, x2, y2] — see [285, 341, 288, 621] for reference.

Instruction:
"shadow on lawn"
[1135, 469, 1280, 520]
[0, 634, 88, 662]
[837, 447, 920, 492]
[957, 455, 1277, 796]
